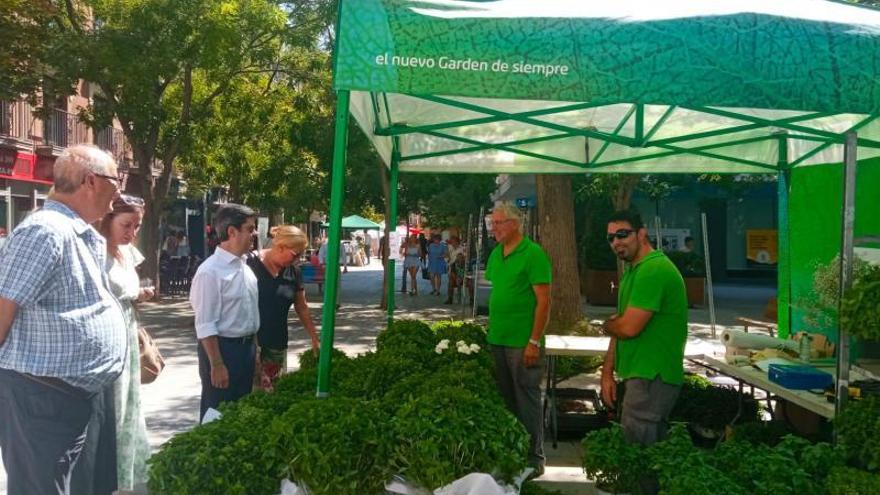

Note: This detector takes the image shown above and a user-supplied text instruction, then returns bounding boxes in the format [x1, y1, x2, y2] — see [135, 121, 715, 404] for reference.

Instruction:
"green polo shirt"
[485, 237, 552, 347]
[615, 250, 688, 385]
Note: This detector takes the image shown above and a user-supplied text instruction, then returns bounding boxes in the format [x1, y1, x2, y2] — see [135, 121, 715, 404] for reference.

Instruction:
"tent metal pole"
[472, 206, 485, 319]
[836, 131, 857, 418]
[387, 149, 400, 326]
[653, 216, 662, 250]
[701, 213, 717, 339]
[777, 134, 792, 339]
[316, 89, 350, 397]
[462, 213, 473, 316]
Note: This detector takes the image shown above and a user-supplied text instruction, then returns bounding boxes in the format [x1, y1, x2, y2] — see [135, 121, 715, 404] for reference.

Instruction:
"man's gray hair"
[493, 202, 523, 229]
[53, 145, 117, 194]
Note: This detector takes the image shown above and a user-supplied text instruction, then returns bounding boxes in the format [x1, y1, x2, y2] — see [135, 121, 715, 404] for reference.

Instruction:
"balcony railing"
[44, 108, 89, 148]
[95, 126, 131, 165]
[0, 100, 36, 141]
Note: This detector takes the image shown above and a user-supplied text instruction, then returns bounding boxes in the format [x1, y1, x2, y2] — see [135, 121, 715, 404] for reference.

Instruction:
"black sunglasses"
[607, 229, 635, 243]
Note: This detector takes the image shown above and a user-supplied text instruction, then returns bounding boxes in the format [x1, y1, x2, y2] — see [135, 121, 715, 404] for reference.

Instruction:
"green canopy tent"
[317, 0, 880, 415]
[321, 214, 382, 230]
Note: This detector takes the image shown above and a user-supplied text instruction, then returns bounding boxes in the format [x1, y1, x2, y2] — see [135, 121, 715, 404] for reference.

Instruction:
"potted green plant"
[665, 250, 707, 307]
[582, 424, 648, 494]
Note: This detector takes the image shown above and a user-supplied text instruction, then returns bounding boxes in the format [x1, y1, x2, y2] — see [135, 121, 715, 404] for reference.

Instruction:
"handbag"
[138, 326, 165, 384]
[421, 264, 431, 280]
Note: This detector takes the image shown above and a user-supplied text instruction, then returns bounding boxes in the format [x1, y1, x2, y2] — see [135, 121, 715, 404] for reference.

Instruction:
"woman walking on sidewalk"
[99, 195, 153, 490]
[401, 235, 423, 296]
[427, 234, 448, 295]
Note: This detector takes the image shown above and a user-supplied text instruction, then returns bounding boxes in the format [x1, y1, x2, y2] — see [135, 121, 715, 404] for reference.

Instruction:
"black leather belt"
[218, 334, 255, 344]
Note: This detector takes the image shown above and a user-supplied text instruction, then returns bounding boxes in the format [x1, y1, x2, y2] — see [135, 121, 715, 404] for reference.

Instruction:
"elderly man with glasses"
[0, 144, 126, 495]
[599, 210, 688, 493]
[485, 201, 552, 479]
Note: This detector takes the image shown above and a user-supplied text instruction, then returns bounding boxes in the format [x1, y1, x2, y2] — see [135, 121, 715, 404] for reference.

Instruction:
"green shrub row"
[148, 319, 527, 494]
[582, 418, 877, 495]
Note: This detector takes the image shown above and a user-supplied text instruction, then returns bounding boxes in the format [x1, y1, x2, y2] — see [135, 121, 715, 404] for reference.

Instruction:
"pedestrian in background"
[190, 203, 259, 421]
[401, 234, 423, 296]
[0, 144, 126, 495]
[426, 233, 448, 295]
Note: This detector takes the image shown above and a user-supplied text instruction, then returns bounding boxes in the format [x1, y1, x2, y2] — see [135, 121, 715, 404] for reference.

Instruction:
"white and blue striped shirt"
[0, 200, 127, 392]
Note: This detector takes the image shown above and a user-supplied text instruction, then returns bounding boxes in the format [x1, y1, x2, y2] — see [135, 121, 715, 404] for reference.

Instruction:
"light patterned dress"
[107, 244, 151, 489]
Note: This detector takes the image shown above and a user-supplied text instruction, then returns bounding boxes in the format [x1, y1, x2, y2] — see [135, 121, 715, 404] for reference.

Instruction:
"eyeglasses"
[491, 219, 515, 227]
[119, 194, 144, 207]
[93, 172, 121, 189]
[606, 229, 635, 243]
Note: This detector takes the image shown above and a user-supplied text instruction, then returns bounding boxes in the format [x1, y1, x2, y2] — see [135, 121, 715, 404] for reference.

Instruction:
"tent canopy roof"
[323, 214, 382, 230]
[334, 0, 880, 174]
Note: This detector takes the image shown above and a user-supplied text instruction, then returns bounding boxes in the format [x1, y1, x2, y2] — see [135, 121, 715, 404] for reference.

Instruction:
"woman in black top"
[246, 225, 319, 390]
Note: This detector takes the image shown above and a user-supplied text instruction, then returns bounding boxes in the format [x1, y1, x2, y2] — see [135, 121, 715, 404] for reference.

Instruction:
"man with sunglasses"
[599, 211, 687, 466]
[0, 145, 126, 494]
[190, 203, 260, 422]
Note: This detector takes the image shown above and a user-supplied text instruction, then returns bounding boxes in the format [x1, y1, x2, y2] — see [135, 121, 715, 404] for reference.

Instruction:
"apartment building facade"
[0, 81, 131, 234]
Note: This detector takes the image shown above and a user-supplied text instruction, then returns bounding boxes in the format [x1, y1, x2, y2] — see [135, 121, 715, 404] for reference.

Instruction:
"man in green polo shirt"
[485, 202, 552, 478]
[600, 210, 687, 453]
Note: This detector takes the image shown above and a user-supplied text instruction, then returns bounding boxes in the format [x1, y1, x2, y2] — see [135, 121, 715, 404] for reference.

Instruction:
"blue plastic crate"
[768, 364, 833, 390]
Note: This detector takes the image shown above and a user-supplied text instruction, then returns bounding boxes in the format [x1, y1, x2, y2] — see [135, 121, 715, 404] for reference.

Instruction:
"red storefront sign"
[0, 150, 51, 184]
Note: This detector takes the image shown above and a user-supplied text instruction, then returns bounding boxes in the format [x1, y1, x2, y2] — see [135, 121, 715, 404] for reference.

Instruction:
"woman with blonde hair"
[98, 194, 152, 490]
[246, 225, 320, 390]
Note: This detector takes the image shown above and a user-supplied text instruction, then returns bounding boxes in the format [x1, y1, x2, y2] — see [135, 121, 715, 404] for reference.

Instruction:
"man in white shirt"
[189, 203, 259, 421]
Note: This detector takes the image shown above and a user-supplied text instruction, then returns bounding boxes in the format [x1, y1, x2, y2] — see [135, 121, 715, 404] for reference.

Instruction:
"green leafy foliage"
[148, 404, 282, 495]
[581, 424, 649, 493]
[825, 466, 880, 495]
[840, 264, 880, 341]
[269, 397, 392, 495]
[376, 319, 437, 361]
[665, 250, 706, 277]
[297, 347, 350, 371]
[391, 387, 529, 488]
[335, 351, 428, 399]
[553, 355, 603, 382]
[647, 425, 744, 495]
[728, 421, 793, 447]
[835, 395, 880, 471]
[585, 422, 843, 495]
[670, 375, 761, 431]
[712, 438, 823, 495]
[150, 319, 528, 493]
[800, 255, 873, 332]
[383, 359, 501, 413]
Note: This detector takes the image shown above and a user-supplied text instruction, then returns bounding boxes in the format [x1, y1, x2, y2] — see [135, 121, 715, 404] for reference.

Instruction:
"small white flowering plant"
[434, 338, 481, 356]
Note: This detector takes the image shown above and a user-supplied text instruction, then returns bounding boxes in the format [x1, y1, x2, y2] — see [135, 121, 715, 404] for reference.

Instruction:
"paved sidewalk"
[0, 259, 772, 492]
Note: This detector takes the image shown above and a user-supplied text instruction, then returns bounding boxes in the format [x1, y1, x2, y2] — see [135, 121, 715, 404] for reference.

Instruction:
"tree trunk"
[612, 175, 640, 276]
[613, 175, 640, 211]
[536, 174, 582, 333]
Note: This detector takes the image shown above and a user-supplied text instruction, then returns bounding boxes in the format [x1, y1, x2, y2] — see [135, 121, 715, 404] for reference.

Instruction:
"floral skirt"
[255, 346, 287, 391]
